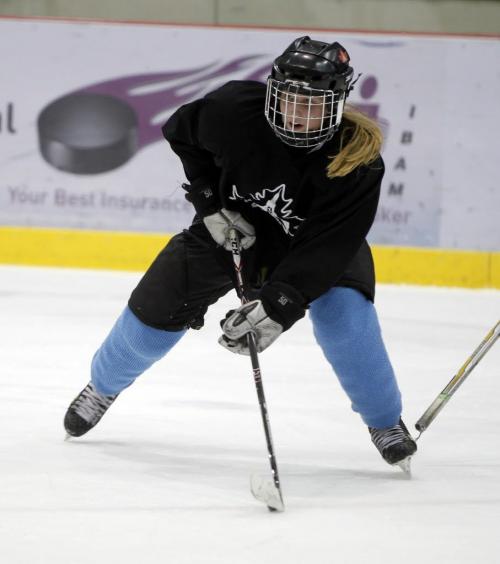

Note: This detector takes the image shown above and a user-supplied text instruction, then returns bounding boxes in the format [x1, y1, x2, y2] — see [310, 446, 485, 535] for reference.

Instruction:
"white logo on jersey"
[229, 184, 304, 236]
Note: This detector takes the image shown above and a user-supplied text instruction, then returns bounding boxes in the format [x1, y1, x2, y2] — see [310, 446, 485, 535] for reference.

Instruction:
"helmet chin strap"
[307, 140, 327, 153]
[306, 129, 337, 153]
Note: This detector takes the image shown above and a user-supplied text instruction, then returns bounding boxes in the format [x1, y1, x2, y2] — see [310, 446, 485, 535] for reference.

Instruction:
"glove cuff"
[259, 282, 306, 331]
[183, 178, 220, 217]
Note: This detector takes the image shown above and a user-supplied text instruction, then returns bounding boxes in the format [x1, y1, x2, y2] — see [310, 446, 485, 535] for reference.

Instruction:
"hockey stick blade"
[396, 456, 412, 477]
[250, 474, 285, 512]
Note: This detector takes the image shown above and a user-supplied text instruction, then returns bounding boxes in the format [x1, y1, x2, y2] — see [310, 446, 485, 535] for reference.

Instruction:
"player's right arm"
[163, 99, 255, 249]
[162, 99, 223, 217]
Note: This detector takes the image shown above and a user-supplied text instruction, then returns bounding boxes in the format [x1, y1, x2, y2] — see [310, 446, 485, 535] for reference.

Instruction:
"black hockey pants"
[128, 219, 375, 332]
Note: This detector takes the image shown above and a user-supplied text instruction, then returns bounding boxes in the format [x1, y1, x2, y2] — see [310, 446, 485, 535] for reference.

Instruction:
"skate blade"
[64, 433, 73, 441]
[250, 474, 285, 512]
[395, 456, 412, 476]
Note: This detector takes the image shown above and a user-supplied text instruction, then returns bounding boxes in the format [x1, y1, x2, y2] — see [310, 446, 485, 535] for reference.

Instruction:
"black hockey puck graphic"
[38, 93, 138, 174]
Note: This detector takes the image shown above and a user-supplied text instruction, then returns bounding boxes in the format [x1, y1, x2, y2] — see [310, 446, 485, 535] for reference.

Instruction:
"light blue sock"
[91, 306, 186, 396]
[309, 287, 402, 429]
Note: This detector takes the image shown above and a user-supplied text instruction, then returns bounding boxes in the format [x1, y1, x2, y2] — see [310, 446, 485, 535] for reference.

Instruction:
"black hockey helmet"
[265, 36, 356, 148]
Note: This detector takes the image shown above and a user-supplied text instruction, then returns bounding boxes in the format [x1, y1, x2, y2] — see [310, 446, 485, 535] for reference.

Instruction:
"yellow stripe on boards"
[490, 252, 500, 288]
[0, 226, 498, 288]
[0, 226, 169, 272]
[371, 246, 496, 289]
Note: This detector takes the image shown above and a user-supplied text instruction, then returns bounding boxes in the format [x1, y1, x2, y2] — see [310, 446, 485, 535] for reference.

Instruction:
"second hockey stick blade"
[250, 474, 285, 512]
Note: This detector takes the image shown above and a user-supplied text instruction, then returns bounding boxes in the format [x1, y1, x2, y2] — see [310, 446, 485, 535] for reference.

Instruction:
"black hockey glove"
[183, 178, 220, 218]
[219, 282, 306, 355]
[203, 208, 256, 250]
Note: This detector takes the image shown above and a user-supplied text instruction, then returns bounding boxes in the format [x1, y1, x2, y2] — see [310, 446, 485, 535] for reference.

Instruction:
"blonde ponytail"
[326, 106, 383, 179]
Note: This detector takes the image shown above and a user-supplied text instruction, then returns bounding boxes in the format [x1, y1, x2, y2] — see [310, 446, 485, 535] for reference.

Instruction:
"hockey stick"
[227, 227, 285, 512]
[415, 319, 500, 436]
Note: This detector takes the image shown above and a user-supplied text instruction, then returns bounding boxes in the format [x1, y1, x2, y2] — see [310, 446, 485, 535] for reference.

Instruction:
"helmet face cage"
[265, 78, 346, 149]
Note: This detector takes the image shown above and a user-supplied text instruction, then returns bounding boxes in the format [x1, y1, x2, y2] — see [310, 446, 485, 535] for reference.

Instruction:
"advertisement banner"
[0, 19, 498, 249]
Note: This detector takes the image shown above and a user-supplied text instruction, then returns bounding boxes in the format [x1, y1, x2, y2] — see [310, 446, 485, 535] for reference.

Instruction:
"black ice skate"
[64, 382, 118, 438]
[369, 418, 417, 474]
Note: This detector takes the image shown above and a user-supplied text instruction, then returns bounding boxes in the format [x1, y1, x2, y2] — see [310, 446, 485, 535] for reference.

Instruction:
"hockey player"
[64, 36, 417, 469]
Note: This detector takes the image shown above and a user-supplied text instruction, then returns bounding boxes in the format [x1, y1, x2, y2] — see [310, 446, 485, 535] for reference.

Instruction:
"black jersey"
[163, 80, 383, 304]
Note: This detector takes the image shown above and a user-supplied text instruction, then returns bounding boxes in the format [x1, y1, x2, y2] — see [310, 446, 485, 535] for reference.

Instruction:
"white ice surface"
[1, 265, 499, 564]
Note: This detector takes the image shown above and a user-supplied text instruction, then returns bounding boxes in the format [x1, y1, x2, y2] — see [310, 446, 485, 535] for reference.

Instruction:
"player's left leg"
[64, 306, 184, 437]
[309, 286, 416, 466]
[64, 220, 234, 438]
